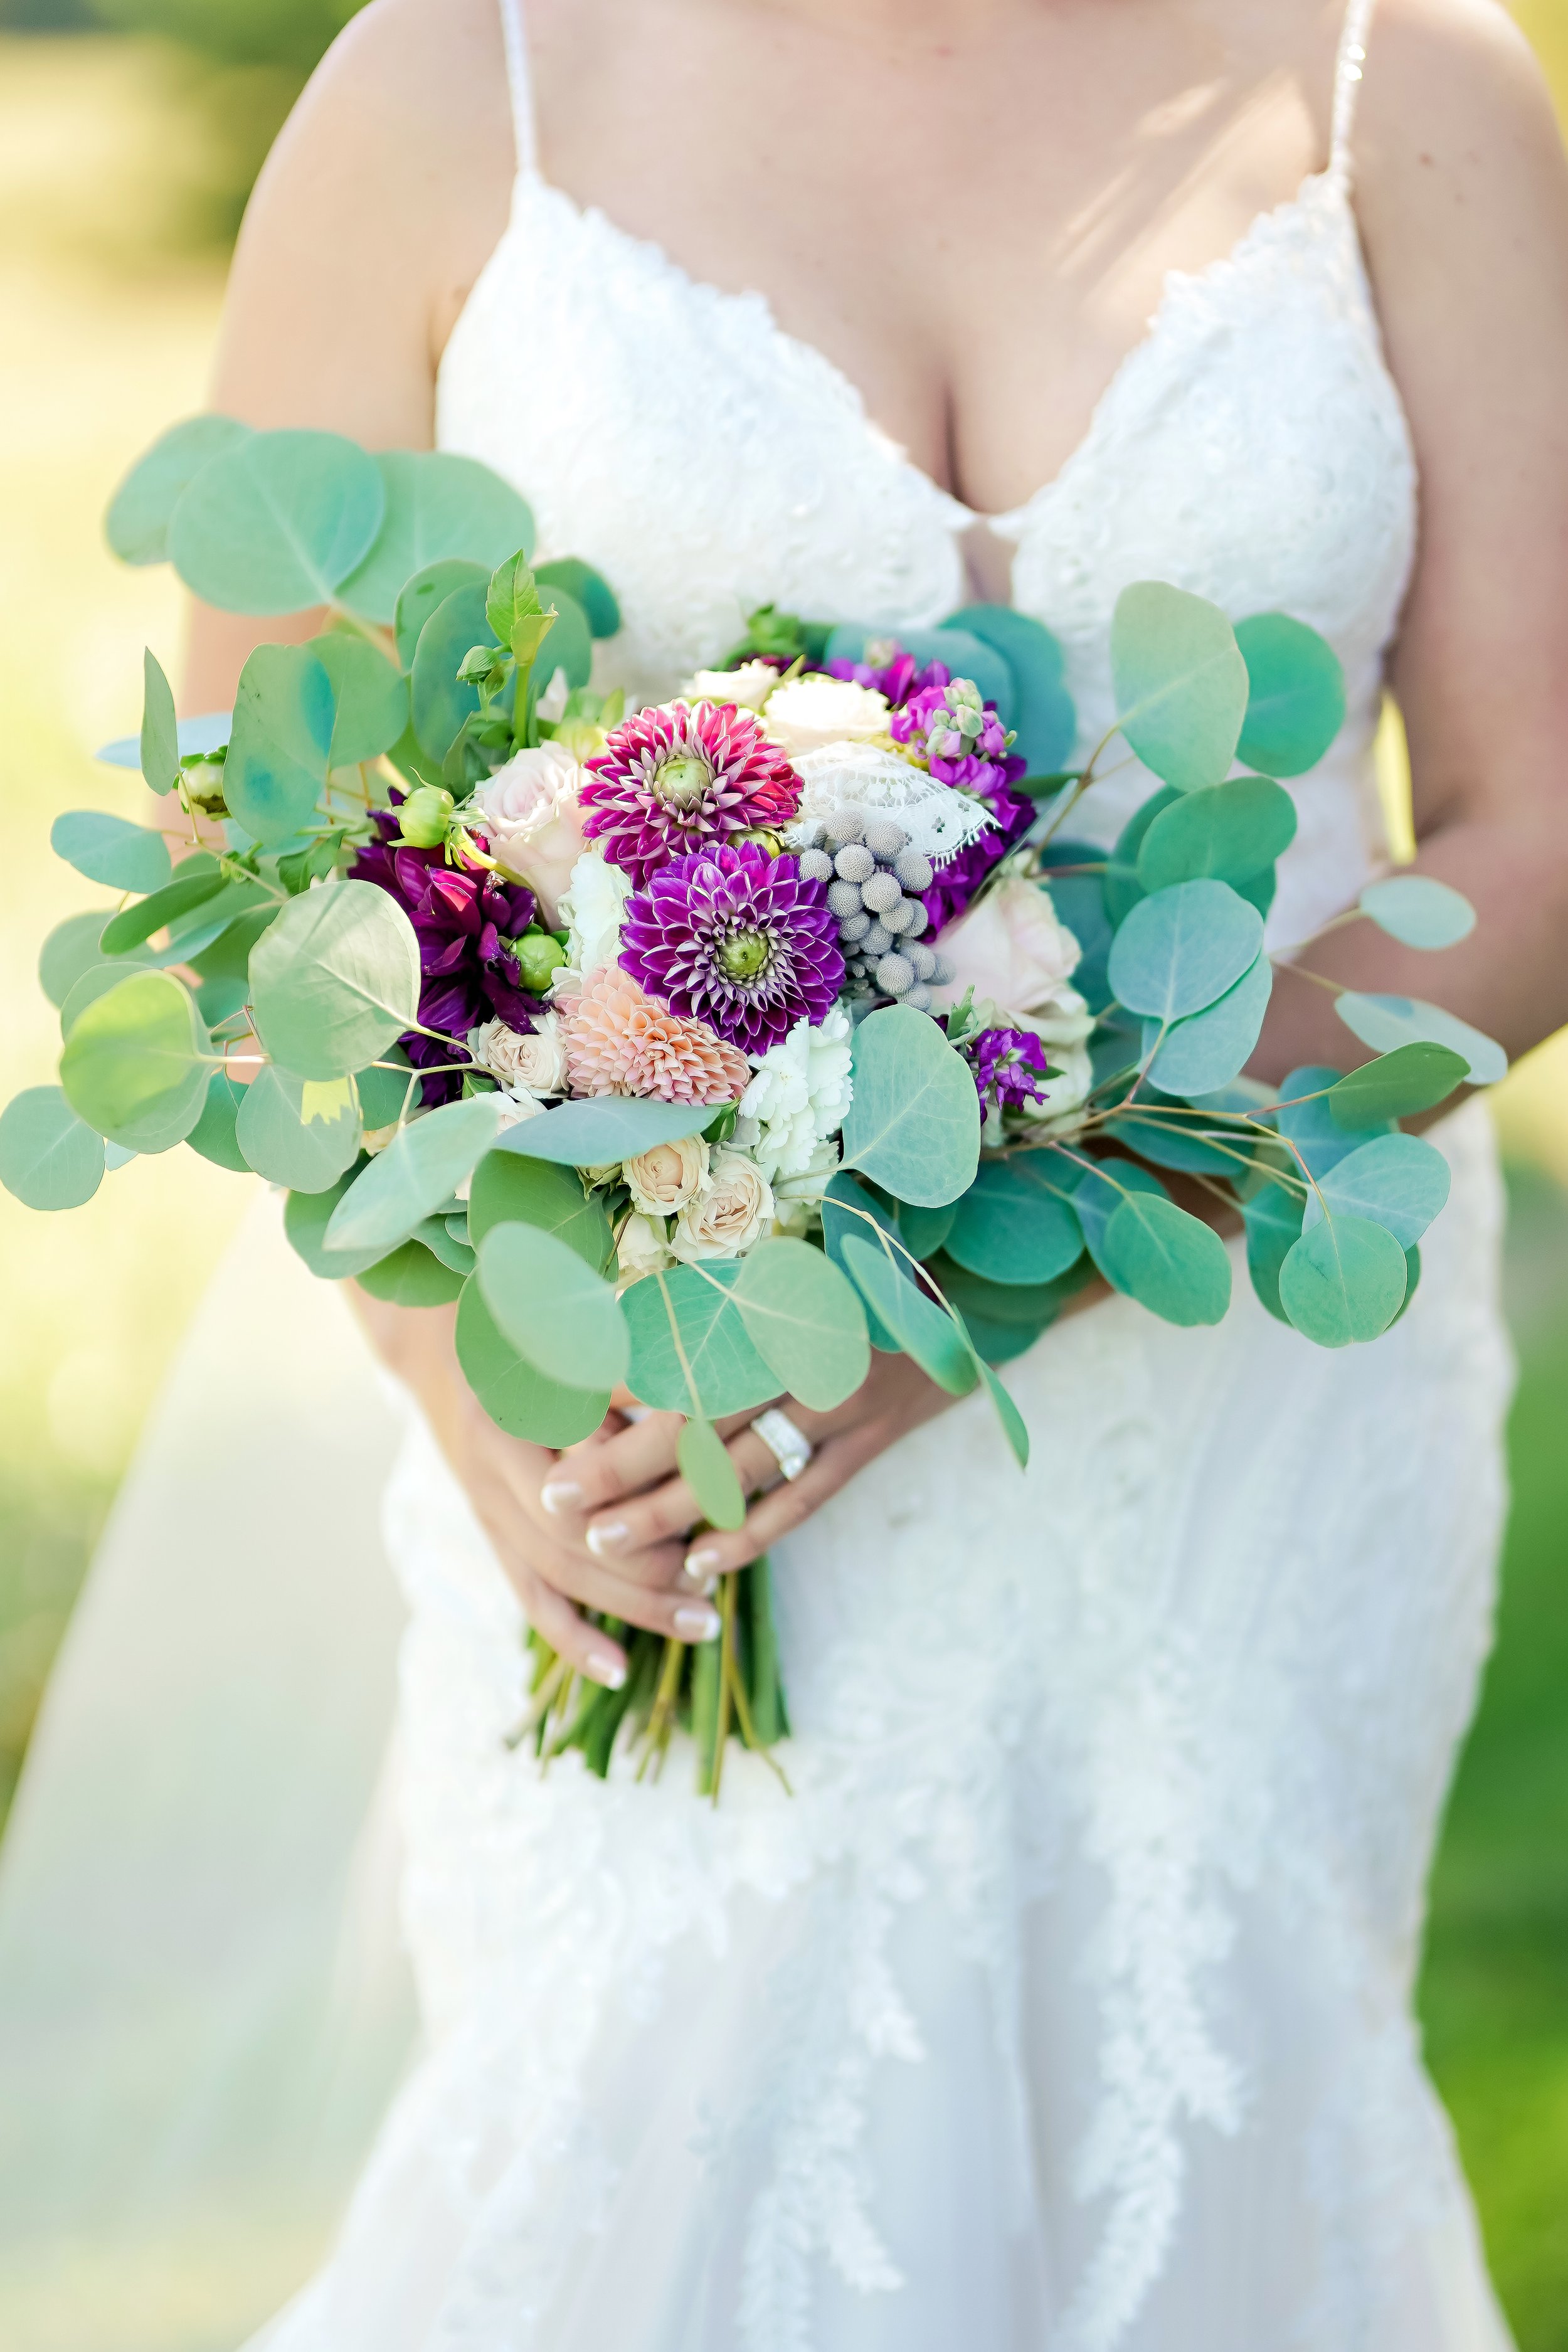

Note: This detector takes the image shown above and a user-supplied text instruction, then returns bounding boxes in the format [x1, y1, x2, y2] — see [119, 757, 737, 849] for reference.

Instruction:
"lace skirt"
[252, 1103, 1517, 2352]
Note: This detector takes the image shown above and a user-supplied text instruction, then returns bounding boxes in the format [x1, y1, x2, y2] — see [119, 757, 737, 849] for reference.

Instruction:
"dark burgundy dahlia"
[580, 700, 802, 886]
[618, 840, 844, 1056]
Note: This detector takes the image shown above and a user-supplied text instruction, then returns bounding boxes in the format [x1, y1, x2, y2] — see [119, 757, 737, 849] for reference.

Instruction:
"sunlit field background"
[0, 3, 1565, 2344]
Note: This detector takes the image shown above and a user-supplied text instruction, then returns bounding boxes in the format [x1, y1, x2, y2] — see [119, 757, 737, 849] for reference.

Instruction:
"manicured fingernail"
[674, 1604, 722, 1643]
[585, 1650, 627, 1690]
[684, 1546, 722, 1584]
[539, 1480, 583, 1515]
[586, 1520, 630, 1560]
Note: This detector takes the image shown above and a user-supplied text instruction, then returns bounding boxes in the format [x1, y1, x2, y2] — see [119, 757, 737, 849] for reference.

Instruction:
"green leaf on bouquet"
[973, 1356, 1031, 1468]
[412, 1214, 475, 1275]
[39, 911, 149, 1009]
[932, 1251, 1090, 1333]
[534, 557, 622, 640]
[1326, 1042, 1470, 1130]
[336, 452, 537, 625]
[456, 1277, 611, 1443]
[236, 1065, 362, 1191]
[1278, 1212, 1409, 1347]
[326, 1093, 504, 1252]
[1110, 583, 1249, 793]
[283, 1163, 394, 1278]
[60, 961, 152, 1037]
[890, 1198, 956, 1261]
[0, 1087, 105, 1210]
[1136, 773, 1297, 892]
[1300, 1130, 1451, 1251]
[485, 550, 544, 650]
[1272, 1063, 1379, 1178]
[1358, 875, 1476, 950]
[394, 558, 490, 671]
[411, 579, 500, 764]
[167, 427, 386, 615]
[677, 1417, 748, 1531]
[820, 1172, 901, 1350]
[1242, 1180, 1306, 1322]
[1333, 992, 1507, 1085]
[1097, 1193, 1232, 1325]
[184, 1069, 250, 1172]
[1102, 789, 1179, 927]
[250, 881, 421, 1079]
[945, 1155, 1084, 1285]
[224, 644, 336, 846]
[840, 1236, 978, 1396]
[60, 970, 211, 1152]
[467, 1150, 613, 1268]
[945, 602, 1076, 774]
[357, 1240, 466, 1308]
[1039, 841, 1115, 1012]
[1066, 1157, 1169, 1270]
[731, 1237, 871, 1410]
[838, 1004, 980, 1207]
[140, 648, 181, 795]
[1143, 952, 1273, 1096]
[97, 854, 226, 955]
[1108, 879, 1265, 1022]
[186, 902, 278, 987]
[50, 811, 171, 896]
[105, 413, 255, 566]
[496, 1095, 720, 1167]
[531, 585, 594, 690]
[354, 1054, 420, 1131]
[478, 1221, 630, 1389]
[1101, 1111, 1245, 1179]
[622, 1261, 779, 1417]
[1232, 613, 1346, 776]
[310, 635, 409, 767]
[148, 880, 275, 971]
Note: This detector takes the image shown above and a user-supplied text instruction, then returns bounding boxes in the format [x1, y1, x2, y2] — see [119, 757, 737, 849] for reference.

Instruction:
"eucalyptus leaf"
[97, 711, 229, 771]
[168, 428, 386, 614]
[532, 585, 593, 690]
[98, 855, 225, 955]
[51, 811, 171, 895]
[311, 635, 409, 767]
[677, 1418, 748, 1531]
[354, 1055, 420, 1133]
[534, 557, 622, 640]
[1066, 1157, 1170, 1273]
[1110, 582, 1249, 793]
[105, 413, 254, 566]
[479, 1221, 630, 1389]
[411, 580, 498, 764]
[395, 558, 490, 671]
[0, 1087, 105, 1210]
[59, 972, 212, 1152]
[1144, 952, 1272, 1096]
[838, 1004, 980, 1206]
[283, 1163, 395, 1279]
[1326, 1042, 1470, 1130]
[336, 452, 536, 625]
[893, 1199, 956, 1262]
[1301, 1131, 1451, 1249]
[236, 1065, 362, 1191]
[413, 1216, 475, 1276]
[1098, 1193, 1232, 1325]
[357, 1241, 466, 1308]
[40, 911, 146, 1009]
[974, 1358, 1032, 1468]
[456, 1278, 611, 1443]
[1358, 875, 1476, 950]
[944, 602, 1076, 773]
[931, 1251, 1092, 1337]
[1102, 788, 1178, 926]
[1272, 1064, 1378, 1179]
[1233, 613, 1346, 776]
[1334, 992, 1507, 1085]
[1278, 1212, 1409, 1347]
[1101, 1111, 1247, 1178]
[1242, 1180, 1305, 1322]
[1136, 774, 1296, 891]
[622, 1262, 778, 1417]
[840, 1235, 978, 1396]
[326, 1094, 504, 1253]
[497, 1095, 720, 1167]
[1108, 878, 1264, 1022]
[184, 1069, 250, 1172]
[731, 1237, 871, 1409]
[467, 1150, 613, 1267]
[140, 648, 181, 796]
[60, 964, 142, 1039]
[250, 880, 421, 1080]
[225, 644, 335, 846]
[945, 1155, 1084, 1284]
[820, 1172, 901, 1350]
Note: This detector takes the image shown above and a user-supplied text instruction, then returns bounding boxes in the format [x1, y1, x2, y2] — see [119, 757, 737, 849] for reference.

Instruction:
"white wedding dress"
[6, 3, 1519, 2346]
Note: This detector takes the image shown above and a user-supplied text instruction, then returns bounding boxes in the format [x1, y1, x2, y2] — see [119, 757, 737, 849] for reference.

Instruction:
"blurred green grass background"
[0, 4, 1564, 2342]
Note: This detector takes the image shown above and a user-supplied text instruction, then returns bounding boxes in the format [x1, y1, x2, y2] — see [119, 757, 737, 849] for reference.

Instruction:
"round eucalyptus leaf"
[820, 1172, 901, 1350]
[394, 558, 490, 672]
[416, 1214, 475, 1276]
[974, 1357, 1031, 1468]
[944, 602, 1076, 773]
[354, 1056, 419, 1132]
[1358, 875, 1476, 950]
[840, 1236, 978, 1396]
[838, 1004, 980, 1207]
[236, 1066, 362, 1192]
[184, 1070, 250, 1173]
[337, 452, 536, 625]
[357, 1240, 466, 1308]
[1242, 1181, 1305, 1323]
[1110, 583, 1248, 793]
[945, 1155, 1084, 1285]
[892, 1199, 955, 1262]
[1278, 1212, 1409, 1347]
[535, 557, 620, 640]
[310, 635, 409, 767]
[467, 1150, 613, 1266]
[411, 580, 497, 763]
[676, 1417, 748, 1531]
[1333, 992, 1507, 1086]
[167, 428, 386, 614]
[39, 911, 152, 1010]
[1300, 1130, 1451, 1250]
[1326, 1042, 1470, 1131]
[479, 1221, 630, 1390]
[1136, 774, 1297, 891]
[225, 644, 336, 846]
[98, 855, 226, 956]
[60, 962, 149, 1038]
[497, 1096, 720, 1167]
[326, 1094, 504, 1253]
[1273, 1063, 1378, 1179]
[1066, 1157, 1169, 1271]
[1097, 1193, 1232, 1325]
[59, 970, 212, 1152]
[140, 648, 181, 795]
[105, 413, 254, 566]
[1101, 1111, 1248, 1178]
[621, 1262, 778, 1417]
[534, 585, 593, 690]
[1233, 613, 1346, 777]
[731, 1237, 871, 1410]
[97, 711, 229, 771]
[1144, 952, 1273, 1096]
[0, 1087, 105, 1210]
[1108, 878, 1264, 1022]
[456, 1277, 611, 1443]
[250, 881, 421, 1081]
[50, 811, 171, 896]
[283, 1163, 393, 1279]
[1103, 788, 1179, 926]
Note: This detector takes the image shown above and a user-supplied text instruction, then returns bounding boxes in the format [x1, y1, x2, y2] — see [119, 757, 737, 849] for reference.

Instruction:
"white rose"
[617, 1212, 671, 1282]
[686, 659, 778, 714]
[476, 741, 588, 924]
[623, 1133, 710, 1217]
[670, 1148, 775, 1263]
[558, 848, 635, 983]
[763, 674, 891, 756]
[738, 1006, 854, 1178]
[467, 1012, 568, 1098]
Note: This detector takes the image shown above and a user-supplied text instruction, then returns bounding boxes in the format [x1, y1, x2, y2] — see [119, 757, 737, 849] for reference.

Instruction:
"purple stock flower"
[919, 773, 1036, 935]
[351, 807, 543, 1101]
[967, 1025, 1051, 1114]
[618, 840, 844, 1056]
[826, 644, 928, 709]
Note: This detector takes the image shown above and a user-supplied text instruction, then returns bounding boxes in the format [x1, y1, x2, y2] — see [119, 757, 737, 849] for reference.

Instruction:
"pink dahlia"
[580, 700, 802, 885]
[556, 965, 751, 1104]
[619, 840, 844, 1056]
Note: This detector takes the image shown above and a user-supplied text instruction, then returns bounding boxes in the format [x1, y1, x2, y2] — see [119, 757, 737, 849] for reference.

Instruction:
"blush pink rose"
[477, 741, 588, 925]
[928, 876, 1081, 1015]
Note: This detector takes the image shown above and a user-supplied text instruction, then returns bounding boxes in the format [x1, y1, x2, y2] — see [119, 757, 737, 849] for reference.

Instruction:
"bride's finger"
[580, 1426, 795, 1573]
[543, 1399, 778, 1520]
[682, 1424, 886, 1581]
[509, 1572, 627, 1689]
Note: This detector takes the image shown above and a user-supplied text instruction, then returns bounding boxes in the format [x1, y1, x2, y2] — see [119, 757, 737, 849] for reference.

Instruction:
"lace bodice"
[438, 0, 1416, 950]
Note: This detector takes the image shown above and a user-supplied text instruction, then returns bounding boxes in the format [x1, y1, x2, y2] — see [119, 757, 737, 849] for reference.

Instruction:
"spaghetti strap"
[1328, 0, 1377, 188]
[496, 0, 539, 179]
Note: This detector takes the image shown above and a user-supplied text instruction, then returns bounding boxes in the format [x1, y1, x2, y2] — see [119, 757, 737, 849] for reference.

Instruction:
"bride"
[18, 0, 1568, 2344]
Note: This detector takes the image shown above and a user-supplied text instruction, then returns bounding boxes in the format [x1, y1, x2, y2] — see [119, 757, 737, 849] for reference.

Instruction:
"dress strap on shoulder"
[497, 0, 539, 179]
[1328, 0, 1377, 188]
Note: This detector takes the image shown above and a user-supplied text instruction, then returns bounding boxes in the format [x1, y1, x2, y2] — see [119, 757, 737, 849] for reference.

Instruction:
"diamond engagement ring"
[751, 1407, 814, 1482]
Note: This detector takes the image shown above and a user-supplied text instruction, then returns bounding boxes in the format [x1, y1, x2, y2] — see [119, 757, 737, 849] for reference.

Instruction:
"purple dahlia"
[827, 644, 926, 710]
[967, 1025, 1051, 1115]
[351, 809, 543, 1102]
[618, 840, 844, 1056]
[581, 700, 803, 886]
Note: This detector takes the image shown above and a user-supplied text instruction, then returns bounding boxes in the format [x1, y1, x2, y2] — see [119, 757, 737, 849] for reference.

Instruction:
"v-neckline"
[500, 164, 1351, 534]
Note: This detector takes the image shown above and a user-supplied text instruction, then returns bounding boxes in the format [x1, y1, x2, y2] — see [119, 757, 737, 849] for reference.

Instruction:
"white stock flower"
[558, 848, 634, 983]
[617, 1212, 671, 1281]
[467, 1012, 568, 1098]
[686, 659, 777, 713]
[670, 1148, 774, 1263]
[623, 1134, 709, 1217]
[762, 674, 890, 756]
[738, 1005, 854, 1179]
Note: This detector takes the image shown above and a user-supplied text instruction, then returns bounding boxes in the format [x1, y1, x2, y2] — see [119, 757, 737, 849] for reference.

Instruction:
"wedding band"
[751, 1407, 814, 1482]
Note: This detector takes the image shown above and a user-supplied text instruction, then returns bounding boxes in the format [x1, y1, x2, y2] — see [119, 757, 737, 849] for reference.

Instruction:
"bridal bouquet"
[0, 421, 1505, 1795]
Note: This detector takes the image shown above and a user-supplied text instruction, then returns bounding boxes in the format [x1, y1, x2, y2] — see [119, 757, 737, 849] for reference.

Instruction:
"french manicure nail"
[584, 1650, 627, 1690]
[674, 1604, 722, 1643]
[684, 1546, 723, 1584]
[539, 1480, 583, 1515]
[586, 1520, 630, 1560]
